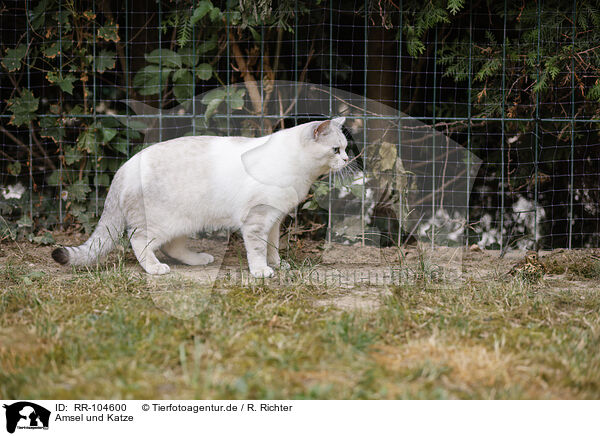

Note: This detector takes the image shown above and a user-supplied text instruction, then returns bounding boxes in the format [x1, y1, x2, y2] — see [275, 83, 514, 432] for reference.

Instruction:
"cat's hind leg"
[161, 236, 214, 266]
[129, 230, 170, 275]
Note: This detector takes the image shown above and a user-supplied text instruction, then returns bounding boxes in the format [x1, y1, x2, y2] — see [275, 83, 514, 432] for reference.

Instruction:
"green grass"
[1, 256, 600, 399]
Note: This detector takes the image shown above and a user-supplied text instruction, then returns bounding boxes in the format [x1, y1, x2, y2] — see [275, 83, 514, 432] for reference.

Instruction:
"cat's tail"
[51, 175, 126, 266]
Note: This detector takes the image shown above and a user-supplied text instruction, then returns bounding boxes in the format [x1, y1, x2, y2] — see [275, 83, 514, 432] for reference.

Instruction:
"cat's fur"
[52, 117, 348, 277]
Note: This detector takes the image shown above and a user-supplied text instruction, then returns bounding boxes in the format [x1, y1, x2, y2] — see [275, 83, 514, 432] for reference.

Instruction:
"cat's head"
[309, 117, 349, 172]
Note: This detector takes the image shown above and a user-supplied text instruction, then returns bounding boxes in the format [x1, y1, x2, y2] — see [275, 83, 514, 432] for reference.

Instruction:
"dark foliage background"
[1, 0, 599, 248]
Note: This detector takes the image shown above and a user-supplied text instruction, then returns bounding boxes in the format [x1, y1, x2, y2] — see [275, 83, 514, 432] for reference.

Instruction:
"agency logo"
[2, 402, 50, 434]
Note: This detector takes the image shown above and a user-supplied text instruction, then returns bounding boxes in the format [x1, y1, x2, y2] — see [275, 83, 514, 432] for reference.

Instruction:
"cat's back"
[127, 134, 262, 172]
[145, 134, 261, 156]
[119, 134, 268, 192]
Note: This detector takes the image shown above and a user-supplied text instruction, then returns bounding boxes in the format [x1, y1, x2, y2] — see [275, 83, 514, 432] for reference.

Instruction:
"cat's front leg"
[267, 220, 281, 267]
[267, 221, 291, 270]
[242, 205, 281, 278]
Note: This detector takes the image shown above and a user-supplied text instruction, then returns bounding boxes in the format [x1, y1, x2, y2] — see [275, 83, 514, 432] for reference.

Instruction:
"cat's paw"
[145, 263, 171, 275]
[187, 252, 214, 266]
[251, 266, 274, 278]
[267, 256, 280, 268]
[268, 256, 290, 270]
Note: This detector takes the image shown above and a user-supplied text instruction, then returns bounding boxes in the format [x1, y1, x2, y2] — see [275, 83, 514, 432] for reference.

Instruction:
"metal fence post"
[534, 0, 542, 247]
[500, 0, 507, 251]
[431, 26, 438, 248]
[466, 3, 473, 248]
[569, 0, 576, 249]
[397, 1, 403, 247]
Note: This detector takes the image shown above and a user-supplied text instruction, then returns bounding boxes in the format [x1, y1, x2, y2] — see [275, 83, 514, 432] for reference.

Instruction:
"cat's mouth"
[331, 159, 359, 181]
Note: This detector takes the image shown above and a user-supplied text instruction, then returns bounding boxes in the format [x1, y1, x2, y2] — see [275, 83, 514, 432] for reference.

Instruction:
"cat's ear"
[332, 117, 346, 126]
[313, 120, 331, 139]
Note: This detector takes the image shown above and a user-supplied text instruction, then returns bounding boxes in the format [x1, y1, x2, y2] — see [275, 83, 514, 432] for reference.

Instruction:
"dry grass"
[543, 249, 600, 279]
[0, 239, 599, 399]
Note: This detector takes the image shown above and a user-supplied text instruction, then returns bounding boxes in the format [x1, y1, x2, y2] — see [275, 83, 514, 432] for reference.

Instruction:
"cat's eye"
[333, 147, 340, 154]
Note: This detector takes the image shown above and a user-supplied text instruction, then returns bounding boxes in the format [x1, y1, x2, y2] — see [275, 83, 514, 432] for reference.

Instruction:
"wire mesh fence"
[1, 0, 599, 250]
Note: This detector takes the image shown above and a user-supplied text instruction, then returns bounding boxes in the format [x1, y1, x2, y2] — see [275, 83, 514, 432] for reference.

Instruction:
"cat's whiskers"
[333, 159, 360, 187]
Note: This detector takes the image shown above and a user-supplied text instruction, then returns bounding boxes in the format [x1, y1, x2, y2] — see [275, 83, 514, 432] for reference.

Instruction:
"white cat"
[52, 117, 348, 277]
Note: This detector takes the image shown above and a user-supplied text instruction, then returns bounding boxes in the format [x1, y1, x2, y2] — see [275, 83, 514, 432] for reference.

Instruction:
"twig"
[279, 45, 316, 119]
[310, 86, 382, 117]
[230, 33, 263, 114]
[401, 214, 424, 250]
[439, 126, 451, 210]
[0, 147, 18, 163]
[29, 122, 57, 171]
[410, 167, 468, 208]
[98, 0, 131, 93]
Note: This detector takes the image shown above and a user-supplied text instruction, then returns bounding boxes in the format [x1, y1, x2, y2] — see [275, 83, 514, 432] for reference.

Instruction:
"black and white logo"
[3, 402, 50, 434]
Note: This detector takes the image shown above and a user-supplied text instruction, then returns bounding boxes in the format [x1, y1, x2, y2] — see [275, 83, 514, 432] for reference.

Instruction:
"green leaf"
[47, 170, 60, 186]
[42, 42, 61, 59]
[177, 16, 193, 48]
[378, 141, 397, 171]
[406, 38, 425, 58]
[7, 89, 39, 126]
[190, 0, 212, 25]
[201, 88, 226, 105]
[55, 9, 72, 32]
[97, 19, 120, 42]
[196, 63, 213, 80]
[145, 49, 182, 68]
[350, 184, 364, 198]
[172, 68, 188, 82]
[17, 215, 33, 228]
[39, 116, 65, 143]
[248, 26, 261, 41]
[94, 173, 110, 187]
[197, 35, 217, 54]
[7, 161, 21, 176]
[2, 45, 27, 72]
[533, 72, 548, 94]
[204, 98, 222, 119]
[98, 117, 120, 128]
[229, 88, 246, 110]
[313, 181, 329, 198]
[447, 0, 465, 15]
[302, 200, 318, 211]
[77, 128, 98, 154]
[47, 72, 77, 94]
[100, 127, 118, 143]
[116, 116, 147, 132]
[64, 145, 84, 165]
[586, 80, 600, 102]
[173, 69, 195, 104]
[110, 137, 129, 155]
[66, 180, 91, 202]
[107, 158, 125, 171]
[95, 49, 116, 72]
[179, 47, 199, 68]
[30, 232, 55, 245]
[474, 57, 502, 82]
[30, 0, 50, 30]
[200, 87, 245, 118]
[133, 65, 173, 96]
[201, 88, 226, 119]
[209, 6, 222, 21]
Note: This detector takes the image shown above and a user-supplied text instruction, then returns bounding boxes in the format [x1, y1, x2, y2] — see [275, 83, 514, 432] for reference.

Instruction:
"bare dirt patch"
[2, 233, 599, 313]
